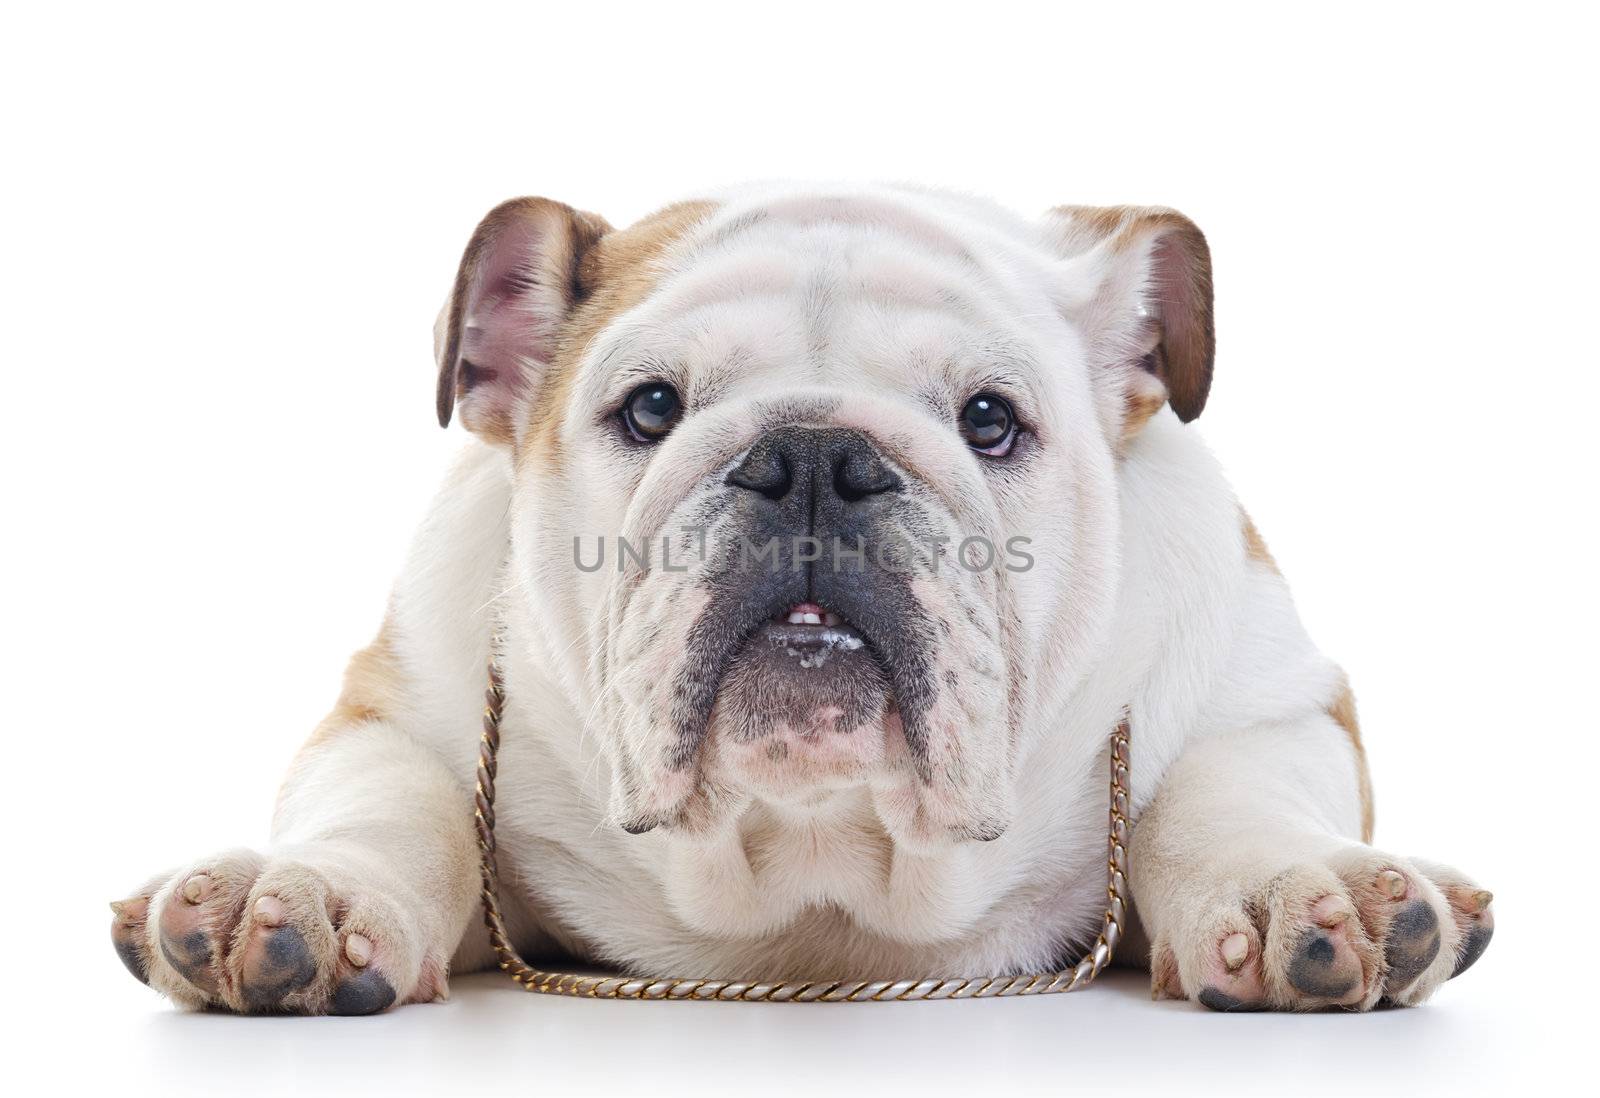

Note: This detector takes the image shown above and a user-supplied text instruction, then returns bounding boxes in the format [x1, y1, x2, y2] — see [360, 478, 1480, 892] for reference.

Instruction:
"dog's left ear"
[1045, 206, 1214, 437]
[434, 197, 612, 441]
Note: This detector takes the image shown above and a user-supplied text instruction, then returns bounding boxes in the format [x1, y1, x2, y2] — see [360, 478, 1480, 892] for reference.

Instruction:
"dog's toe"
[1285, 923, 1364, 1004]
[1328, 857, 1469, 1007]
[240, 920, 320, 1010]
[157, 877, 224, 995]
[1157, 918, 1270, 1010]
[1411, 863, 1495, 981]
[109, 897, 152, 985]
[1453, 920, 1494, 977]
[1382, 899, 1442, 995]
[1451, 893, 1494, 978]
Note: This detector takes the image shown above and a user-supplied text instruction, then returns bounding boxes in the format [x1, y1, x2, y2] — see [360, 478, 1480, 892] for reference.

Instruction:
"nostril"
[727, 447, 792, 501]
[833, 451, 900, 502]
[728, 426, 898, 506]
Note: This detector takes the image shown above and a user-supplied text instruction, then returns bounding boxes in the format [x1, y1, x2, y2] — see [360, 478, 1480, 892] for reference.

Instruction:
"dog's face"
[435, 187, 1212, 851]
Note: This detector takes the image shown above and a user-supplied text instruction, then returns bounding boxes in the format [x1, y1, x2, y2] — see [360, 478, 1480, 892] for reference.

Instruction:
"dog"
[109, 184, 1493, 1014]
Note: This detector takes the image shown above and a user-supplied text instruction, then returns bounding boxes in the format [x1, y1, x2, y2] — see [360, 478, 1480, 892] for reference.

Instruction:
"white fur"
[118, 184, 1487, 1012]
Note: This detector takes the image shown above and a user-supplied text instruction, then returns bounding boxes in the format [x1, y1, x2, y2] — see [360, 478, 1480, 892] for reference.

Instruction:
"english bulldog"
[109, 184, 1493, 1014]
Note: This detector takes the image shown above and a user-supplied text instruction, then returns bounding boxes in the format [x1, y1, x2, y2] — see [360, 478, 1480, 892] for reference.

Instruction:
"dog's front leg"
[108, 717, 479, 1015]
[1130, 710, 1495, 1011]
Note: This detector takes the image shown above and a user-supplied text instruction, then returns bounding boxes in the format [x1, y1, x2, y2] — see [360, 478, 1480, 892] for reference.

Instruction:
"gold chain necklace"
[473, 659, 1131, 1000]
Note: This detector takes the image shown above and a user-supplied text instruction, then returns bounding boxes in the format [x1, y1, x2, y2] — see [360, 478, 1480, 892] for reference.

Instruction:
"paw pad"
[1383, 899, 1442, 993]
[1197, 987, 1264, 1012]
[1151, 851, 1494, 1011]
[1286, 925, 1363, 1003]
[241, 924, 319, 1010]
[329, 969, 396, 1016]
[109, 851, 426, 1016]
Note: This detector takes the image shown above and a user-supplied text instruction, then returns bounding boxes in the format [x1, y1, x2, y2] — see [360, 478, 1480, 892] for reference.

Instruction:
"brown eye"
[959, 393, 1015, 456]
[622, 383, 682, 442]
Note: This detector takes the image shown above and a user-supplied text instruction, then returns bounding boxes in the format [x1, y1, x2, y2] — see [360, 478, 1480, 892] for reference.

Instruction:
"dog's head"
[435, 186, 1212, 850]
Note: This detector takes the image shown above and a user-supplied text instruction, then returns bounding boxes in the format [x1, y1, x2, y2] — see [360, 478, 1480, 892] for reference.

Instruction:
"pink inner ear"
[436, 197, 610, 432]
[458, 217, 565, 401]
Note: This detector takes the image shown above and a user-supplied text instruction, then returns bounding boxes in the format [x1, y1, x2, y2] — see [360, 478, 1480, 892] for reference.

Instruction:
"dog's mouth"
[668, 580, 914, 769]
[740, 599, 879, 691]
[761, 600, 866, 652]
[666, 521, 941, 779]
[707, 597, 893, 764]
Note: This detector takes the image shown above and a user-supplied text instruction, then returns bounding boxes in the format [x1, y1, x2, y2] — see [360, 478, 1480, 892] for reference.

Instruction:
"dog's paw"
[1150, 847, 1493, 1012]
[109, 847, 450, 1015]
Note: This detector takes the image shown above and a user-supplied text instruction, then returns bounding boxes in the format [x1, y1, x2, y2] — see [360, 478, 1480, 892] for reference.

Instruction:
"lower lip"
[762, 622, 866, 650]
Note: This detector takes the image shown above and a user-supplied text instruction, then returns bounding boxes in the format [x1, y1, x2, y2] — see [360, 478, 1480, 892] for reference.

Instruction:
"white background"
[3, 2, 1594, 1094]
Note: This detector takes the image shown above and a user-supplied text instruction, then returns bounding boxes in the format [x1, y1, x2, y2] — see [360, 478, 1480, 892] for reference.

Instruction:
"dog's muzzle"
[666, 426, 939, 775]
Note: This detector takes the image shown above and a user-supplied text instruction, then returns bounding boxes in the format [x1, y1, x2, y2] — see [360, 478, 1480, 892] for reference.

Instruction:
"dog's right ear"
[434, 197, 611, 442]
[1044, 205, 1214, 440]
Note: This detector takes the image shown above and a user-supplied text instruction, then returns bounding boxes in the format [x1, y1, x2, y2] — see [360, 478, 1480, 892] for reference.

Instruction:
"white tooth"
[801, 612, 822, 625]
[787, 612, 806, 624]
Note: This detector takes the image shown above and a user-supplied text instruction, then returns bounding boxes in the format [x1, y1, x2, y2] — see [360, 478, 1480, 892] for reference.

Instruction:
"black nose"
[726, 426, 901, 503]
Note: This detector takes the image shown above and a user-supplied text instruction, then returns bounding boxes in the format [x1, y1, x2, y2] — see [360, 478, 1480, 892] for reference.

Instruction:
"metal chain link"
[474, 660, 1130, 1000]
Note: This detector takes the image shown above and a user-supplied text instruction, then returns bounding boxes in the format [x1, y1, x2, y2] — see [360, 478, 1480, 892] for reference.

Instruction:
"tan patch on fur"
[1058, 204, 1147, 251]
[273, 623, 407, 817]
[1053, 204, 1201, 255]
[1327, 675, 1375, 842]
[302, 622, 406, 751]
[1242, 513, 1369, 838]
[1240, 511, 1280, 574]
[1051, 205, 1214, 423]
[1120, 368, 1169, 446]
[525, 200, 720, 466]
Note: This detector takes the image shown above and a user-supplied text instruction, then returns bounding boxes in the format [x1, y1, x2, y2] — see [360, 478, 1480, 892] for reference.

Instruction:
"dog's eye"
[959, 393, 1016, 456]
[621, 383, 683, 442]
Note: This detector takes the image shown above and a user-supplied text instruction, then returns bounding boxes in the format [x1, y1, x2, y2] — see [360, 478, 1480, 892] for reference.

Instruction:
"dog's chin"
[701, 602, 903, 801]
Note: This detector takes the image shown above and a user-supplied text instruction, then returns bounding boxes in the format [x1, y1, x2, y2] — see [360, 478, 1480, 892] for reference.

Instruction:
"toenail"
[1470, 889, 1494, 913]
[254, 895, 286, 927]
[182, 874, 213, 904]
[110, 897, 148, 924]
[345, 933, 373, 968]
[1377, 870, 1407, 899]
[1310, 894, 1352, 927]
[1220, 932, 1249, 970]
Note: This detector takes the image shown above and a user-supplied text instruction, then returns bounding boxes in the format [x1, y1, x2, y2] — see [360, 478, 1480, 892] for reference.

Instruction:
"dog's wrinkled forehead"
[571, 191, 1058, 427]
